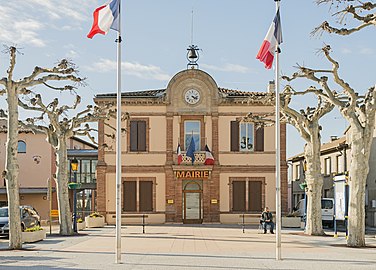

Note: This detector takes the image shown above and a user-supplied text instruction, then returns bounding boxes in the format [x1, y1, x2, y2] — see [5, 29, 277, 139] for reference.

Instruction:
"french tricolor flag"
[87, 0, 120, 39]
[256, 9, 283, 69]
[177, 143, 183, 165]
[204, 145, 215, 165]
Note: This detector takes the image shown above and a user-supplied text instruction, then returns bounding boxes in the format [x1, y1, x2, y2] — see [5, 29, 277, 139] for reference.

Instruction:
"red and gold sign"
[175, 170, 210, 179]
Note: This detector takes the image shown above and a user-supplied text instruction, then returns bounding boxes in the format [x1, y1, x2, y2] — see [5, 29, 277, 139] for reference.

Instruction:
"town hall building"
[94, 67, 287, 224]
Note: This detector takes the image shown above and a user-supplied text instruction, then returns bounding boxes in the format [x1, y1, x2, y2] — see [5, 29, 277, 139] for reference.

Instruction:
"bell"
[188, 48, 198, 59]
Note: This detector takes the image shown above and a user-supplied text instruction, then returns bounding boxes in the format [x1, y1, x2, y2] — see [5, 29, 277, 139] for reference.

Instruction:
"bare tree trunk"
[304, 127, 325, 236]
[55, 139, 73, 235]
[5, 84, 22, 249]
[347, 130, 369, 247]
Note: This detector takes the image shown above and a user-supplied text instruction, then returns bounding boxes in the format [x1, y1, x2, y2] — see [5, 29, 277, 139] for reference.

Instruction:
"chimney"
[267, 80, 275, 93]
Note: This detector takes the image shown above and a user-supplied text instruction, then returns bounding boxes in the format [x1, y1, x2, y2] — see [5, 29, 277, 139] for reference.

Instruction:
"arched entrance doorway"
[183, 180, 203, 224]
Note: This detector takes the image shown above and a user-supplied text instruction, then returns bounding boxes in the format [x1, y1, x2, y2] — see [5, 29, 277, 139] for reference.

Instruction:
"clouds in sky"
[0, 1, 91, 47]
[340, 46, 375, 55]
[201, 63, 252, 74]
[85, 58, 170, 81]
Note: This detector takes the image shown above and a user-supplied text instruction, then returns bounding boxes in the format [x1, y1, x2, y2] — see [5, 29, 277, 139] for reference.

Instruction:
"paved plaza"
[0, 225, 375, 270]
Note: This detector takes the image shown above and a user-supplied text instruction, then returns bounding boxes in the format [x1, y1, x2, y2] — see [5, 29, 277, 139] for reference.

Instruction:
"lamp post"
[70, 158, 79, 233]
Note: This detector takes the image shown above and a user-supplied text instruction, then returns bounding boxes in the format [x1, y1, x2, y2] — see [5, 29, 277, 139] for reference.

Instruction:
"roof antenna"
[187, 6, 200, 69]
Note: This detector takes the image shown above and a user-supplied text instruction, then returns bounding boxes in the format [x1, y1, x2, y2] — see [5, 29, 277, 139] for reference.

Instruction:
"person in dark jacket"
[261, 207, 274, 234]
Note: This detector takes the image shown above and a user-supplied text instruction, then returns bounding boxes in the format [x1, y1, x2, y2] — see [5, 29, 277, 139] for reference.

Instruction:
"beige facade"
[288, 134, 376, 227]
[95, 69, 288, 224]
[0, 120, 96, 220]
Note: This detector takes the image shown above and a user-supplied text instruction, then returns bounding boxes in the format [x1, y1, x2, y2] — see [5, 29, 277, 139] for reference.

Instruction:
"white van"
[292, 198, 334, 227]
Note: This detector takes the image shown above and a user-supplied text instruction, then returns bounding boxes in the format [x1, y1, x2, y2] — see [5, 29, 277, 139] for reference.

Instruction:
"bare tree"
[244, 89, 334, 235]
[19, 93, 116, 235]
[0, 46, 82, 249]
[280, 85, 334, 236]
[284, 45, 375, 247]
[310, 1, 375, 246]
[313, 0, 376, 36]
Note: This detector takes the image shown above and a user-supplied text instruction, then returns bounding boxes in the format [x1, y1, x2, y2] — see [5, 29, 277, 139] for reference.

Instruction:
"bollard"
[242, 214, 245, 233]
[142, 214, 145, 234]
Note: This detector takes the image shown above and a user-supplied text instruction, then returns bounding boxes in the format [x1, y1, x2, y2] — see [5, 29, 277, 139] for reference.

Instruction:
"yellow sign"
[167, 199, 174, 204]
[175, 170, 210, 179]
[211, 199, 218, 204]
[50, 209, 59, 217]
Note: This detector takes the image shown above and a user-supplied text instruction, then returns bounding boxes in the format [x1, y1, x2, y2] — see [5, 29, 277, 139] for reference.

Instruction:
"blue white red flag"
[256, 9, 283, 69]
[177, 143, 183, 165]
[87, 0, 120, 39]
[204, 145, 214, 165]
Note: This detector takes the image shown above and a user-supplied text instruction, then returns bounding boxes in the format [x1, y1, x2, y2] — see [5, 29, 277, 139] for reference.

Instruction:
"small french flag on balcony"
[177, 143, 182, 165]
[204, 144, 215, 165]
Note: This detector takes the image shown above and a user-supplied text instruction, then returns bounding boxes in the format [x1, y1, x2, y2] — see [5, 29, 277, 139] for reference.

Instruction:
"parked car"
[0, 205, 41, 236]
[292, 198, 335, 227]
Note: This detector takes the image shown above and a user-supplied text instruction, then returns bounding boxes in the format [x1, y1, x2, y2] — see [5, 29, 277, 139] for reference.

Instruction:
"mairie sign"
[175, 170, 210, 179]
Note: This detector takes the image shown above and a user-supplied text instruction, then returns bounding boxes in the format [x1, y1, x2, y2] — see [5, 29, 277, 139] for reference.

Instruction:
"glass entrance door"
[183, 180, 203, 224]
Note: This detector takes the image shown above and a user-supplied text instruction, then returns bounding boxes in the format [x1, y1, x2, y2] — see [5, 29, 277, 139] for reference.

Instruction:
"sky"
[0, 0, 375, 158]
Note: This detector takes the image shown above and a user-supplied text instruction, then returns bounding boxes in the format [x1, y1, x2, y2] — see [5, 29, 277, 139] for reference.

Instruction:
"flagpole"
[115, 0, 122, 264]
[274, 0, 282, 261]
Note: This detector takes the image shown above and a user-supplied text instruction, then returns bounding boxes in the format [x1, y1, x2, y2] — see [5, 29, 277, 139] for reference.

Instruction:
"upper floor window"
[184, 120, 200, 151]
[230, 121, 264, 152]
[17, 140, 26, 153]
[336, 155, 343, 174]
[295, 164, 301, 180]
[68, 159, 97, 184]
[324, 157, 331, 175]
[130, 120, 147, 152]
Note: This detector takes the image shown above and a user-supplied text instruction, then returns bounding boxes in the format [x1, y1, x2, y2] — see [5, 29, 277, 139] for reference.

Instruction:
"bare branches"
[242, 112, 275, 129]
[313, 1, 376, 36]
[7, 47, 17, 81]
[0, 109, 7, 119]
[73, 124, 98, 145]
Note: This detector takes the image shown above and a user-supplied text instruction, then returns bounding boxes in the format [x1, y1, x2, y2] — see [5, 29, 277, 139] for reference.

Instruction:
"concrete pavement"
[0, 224, 375, 269]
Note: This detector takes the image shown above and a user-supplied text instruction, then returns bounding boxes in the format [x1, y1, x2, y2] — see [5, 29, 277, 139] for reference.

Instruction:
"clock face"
[184, 89, 201, 105]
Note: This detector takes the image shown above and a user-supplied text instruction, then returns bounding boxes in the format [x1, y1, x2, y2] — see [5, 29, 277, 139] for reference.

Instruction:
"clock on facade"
[184, 89, 201, 105]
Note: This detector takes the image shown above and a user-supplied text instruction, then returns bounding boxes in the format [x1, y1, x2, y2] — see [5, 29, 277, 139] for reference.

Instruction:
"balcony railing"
[177, 151, 206, 165]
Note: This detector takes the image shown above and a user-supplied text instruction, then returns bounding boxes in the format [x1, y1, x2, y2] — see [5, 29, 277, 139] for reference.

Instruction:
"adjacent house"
[288, 133, 376, 227]
[0, 119, 97, 220]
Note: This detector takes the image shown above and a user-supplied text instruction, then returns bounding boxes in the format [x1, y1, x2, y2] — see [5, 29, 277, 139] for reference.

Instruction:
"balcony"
[177, 151, 206, 165]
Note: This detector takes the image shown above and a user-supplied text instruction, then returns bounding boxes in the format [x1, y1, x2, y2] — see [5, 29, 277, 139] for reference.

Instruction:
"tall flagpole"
[115, 0, 122, 264]
[275, 0, 282, 261]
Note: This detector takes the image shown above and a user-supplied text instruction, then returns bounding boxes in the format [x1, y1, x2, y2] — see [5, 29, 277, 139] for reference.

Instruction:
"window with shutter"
[139, 181, 153, 211]
[230, 121, 239, 151]
[255, 127, 264, 152]
[129, 120, 147, 152]
[124, 181, 137, 211]
[232, 181, 246, 211]
[248, 181, 262, 212]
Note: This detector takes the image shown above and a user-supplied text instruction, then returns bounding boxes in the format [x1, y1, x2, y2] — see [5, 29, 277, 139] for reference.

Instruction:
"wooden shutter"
[255, 127, 264, 152]
[124, 181, 137, 211]
[139, 181, 153, 211]
[230, 121, 239, 151]
[248, 181, 262, 212]
[137, 121, 146, 151]
[130, 121, 138, 152]
[232, 181, 246, 211]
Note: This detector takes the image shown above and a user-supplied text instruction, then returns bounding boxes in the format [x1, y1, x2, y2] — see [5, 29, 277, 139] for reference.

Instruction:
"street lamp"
[70, 158, 79, 233]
